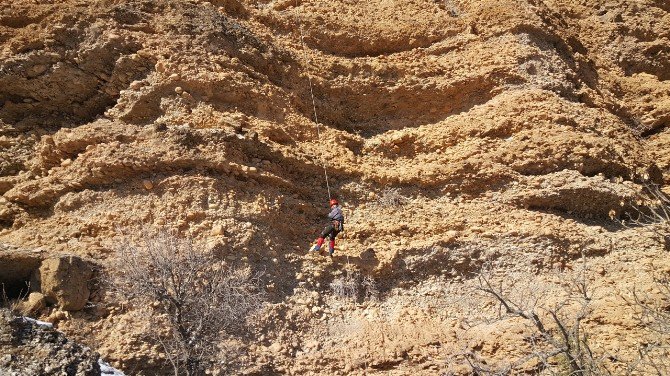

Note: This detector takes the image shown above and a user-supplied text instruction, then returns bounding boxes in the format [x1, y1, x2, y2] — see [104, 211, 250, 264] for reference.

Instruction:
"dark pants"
[315, 221, 342, 252]
[320, 222, 341, 240]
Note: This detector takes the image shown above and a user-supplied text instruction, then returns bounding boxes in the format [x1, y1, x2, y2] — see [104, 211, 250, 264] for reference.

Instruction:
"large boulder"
[31, 256, 93, 311]
[15, 292, 46, 316]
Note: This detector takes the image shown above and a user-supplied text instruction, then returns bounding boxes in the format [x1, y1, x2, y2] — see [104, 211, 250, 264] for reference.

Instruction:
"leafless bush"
[626, 273, 670, 374]
[376, 188, 409, 208]
[361, 275, 379, 302]
[619, 183, 670, 250]
[615, 183, 670, 371]
[330, 269, 359, 301]
[632, 274, 670, 336]
[462, 260, 612, 375]
[108, 230, 265, 376]
[330, 269, 379, 303]
[442, 0, 460, 17]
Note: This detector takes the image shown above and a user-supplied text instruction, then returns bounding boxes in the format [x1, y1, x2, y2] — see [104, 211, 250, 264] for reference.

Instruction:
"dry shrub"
[330, 269, 359, 302]
[455, 259, 612, 375]
[108, 230, 265, 376]
[616, 183, 670, 371]
[330, 269, 378, 303]
[362, 275, 379, 302]
[627, 272, 670, 374]
[1, 281, 30, 314]
[615, 183, 670, 372]
[376, 188, 409, 208]
[439, 0, 461, 17]
[619, 183, 670, 251]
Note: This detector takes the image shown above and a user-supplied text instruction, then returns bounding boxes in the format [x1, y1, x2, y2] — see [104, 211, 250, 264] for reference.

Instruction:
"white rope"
[295, 4, 332, 200]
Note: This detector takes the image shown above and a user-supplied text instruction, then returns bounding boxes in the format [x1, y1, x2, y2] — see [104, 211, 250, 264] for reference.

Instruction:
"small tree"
[375, 188, 409, 208]
[627, 273, 670, 374]
[459, 260, 612, 375]
[330, 269, 359, 302]
[329, 266, 379, 303]
[109, 230, 265, 376]
[617, 183, 670, 372]
[619, 183, 670, 251]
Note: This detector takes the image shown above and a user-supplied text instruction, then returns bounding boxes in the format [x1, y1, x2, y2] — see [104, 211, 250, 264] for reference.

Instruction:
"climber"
[310, 198, 344, 256]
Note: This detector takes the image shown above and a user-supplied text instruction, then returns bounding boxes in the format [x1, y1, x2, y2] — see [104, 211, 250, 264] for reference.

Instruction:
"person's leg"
[328, 229, 340, 255]
[312, 224, 334, 252]
[311, 237, 324, 251]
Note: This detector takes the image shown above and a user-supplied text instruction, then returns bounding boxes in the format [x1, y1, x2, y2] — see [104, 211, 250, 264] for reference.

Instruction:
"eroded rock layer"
[1, 0, 669, 374]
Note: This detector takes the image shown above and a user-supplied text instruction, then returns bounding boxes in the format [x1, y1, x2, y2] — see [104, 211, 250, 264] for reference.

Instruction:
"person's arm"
[329, 207, 343, 221]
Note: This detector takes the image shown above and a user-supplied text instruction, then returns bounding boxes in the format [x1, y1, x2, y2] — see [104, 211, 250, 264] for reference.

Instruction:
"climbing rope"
[295, 3, 332, 200]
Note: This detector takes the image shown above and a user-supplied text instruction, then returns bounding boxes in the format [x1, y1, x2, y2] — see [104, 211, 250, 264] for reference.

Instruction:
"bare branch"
[618, 183, 670, 250]
[468, 260, 611, 375]
[106, 229, 266, 376]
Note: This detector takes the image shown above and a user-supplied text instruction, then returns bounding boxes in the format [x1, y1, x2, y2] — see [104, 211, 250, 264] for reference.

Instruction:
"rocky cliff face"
[1, 0, 669, 374]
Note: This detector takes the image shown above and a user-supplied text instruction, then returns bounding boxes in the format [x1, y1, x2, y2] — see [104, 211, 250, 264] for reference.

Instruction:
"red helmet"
[329, 199, 339, 207]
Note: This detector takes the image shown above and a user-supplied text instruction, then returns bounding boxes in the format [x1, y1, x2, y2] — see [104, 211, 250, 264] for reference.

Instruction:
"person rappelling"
[310, 199, 344, 256]
[295, 11, 344, 258]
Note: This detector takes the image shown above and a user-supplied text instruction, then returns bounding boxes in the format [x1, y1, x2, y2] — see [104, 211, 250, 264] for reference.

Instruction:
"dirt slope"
[1, 0, 669, 374]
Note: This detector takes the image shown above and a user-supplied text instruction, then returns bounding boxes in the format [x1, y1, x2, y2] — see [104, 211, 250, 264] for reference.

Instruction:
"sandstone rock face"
[0, 0, 668, 374]
[32, 256, 93, 311]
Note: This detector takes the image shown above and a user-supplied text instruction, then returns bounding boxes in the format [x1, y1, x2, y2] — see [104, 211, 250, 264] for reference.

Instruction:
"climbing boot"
[310, 240, 323, 253]
[328, 248, 335, 256]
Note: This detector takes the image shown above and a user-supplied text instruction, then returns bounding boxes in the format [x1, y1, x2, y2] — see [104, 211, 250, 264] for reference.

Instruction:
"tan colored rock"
[268, 342, 283, 354]
[32, 256, 93, 311]
[142, 179, 154, 190]
[304, 340, 320, 351]
[211, 224, 224, 236]
[27, 64, 48, 78]
[16, 292, 46, 315]
[103, 86, 119, 96]
[45, 309, 70, 324]
[0, 0, 669, 374]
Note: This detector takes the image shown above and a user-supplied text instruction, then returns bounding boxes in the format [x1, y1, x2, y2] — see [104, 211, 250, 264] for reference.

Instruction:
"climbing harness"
[295, 2, 332, 201]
